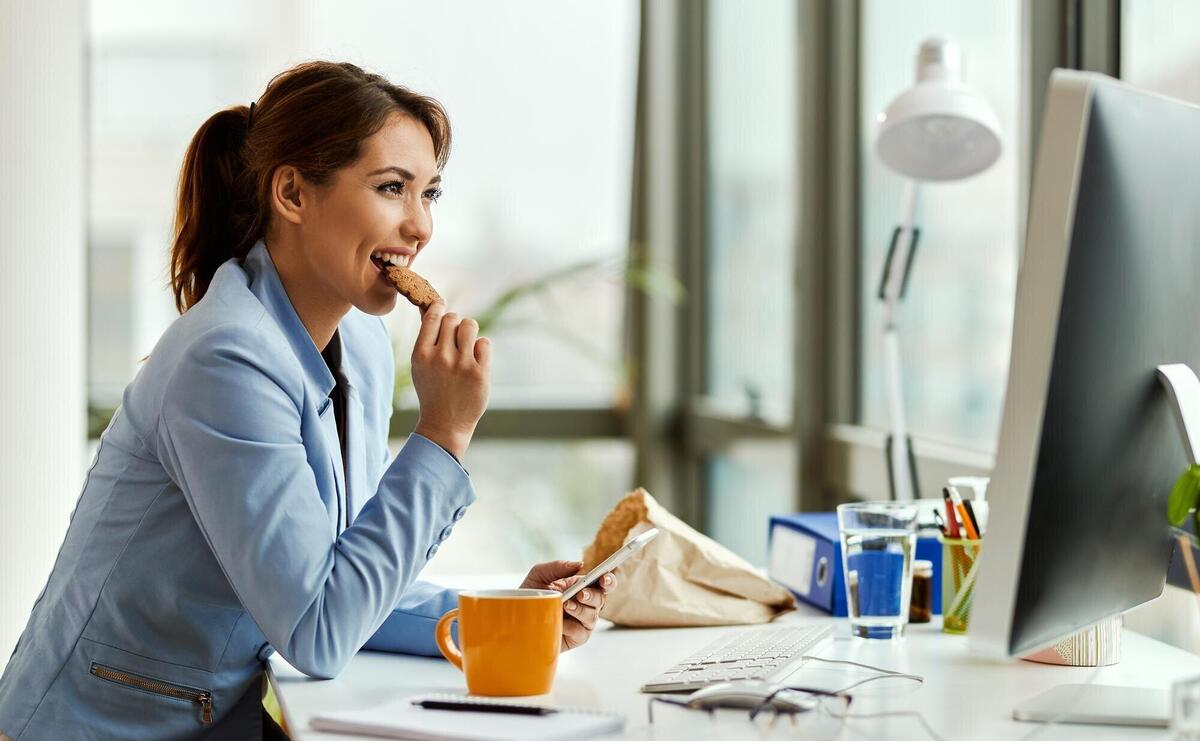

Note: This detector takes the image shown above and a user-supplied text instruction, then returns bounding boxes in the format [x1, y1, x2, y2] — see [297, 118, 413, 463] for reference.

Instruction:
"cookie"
[383, 265, 441, 310]
[582, 490, 650, 571]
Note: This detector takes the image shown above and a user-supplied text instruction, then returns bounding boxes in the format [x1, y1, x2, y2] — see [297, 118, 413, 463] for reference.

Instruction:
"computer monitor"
[970, 69, 1200, 669]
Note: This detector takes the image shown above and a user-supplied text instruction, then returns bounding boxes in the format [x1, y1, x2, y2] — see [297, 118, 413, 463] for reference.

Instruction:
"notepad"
[309, 695, 625, 741]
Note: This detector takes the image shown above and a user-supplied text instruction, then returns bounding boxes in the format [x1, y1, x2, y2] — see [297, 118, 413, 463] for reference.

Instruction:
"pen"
[963, 499, 982, 538]
[949, 487, 979, 540]
[942, 487, 961, 538]
[933, 508, 946, 535]
[414, 699, 558, 715]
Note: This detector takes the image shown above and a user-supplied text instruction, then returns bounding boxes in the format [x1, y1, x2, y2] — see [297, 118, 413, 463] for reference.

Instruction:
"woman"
[0, 61, 614, 740]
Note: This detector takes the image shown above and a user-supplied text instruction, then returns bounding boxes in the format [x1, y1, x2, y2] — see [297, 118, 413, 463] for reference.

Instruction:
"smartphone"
[560, 527, 659, 603]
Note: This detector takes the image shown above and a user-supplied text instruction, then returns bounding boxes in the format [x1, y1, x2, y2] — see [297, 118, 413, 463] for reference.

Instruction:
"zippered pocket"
[89, 661, 213, 725]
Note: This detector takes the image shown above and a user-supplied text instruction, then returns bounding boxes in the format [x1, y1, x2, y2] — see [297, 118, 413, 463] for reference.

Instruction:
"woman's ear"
[270, 165, 306, 225]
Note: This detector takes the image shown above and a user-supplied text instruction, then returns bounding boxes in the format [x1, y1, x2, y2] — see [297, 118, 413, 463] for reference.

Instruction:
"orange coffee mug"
[435, 589, 563, 696]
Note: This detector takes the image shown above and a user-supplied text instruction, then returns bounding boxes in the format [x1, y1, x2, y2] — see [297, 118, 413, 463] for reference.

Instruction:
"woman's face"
[299, 112, 442, 316]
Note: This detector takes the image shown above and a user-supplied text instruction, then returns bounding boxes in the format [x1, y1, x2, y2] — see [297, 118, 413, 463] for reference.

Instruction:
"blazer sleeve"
[156, 322, 475, 679]
[361, 581, 461, 657]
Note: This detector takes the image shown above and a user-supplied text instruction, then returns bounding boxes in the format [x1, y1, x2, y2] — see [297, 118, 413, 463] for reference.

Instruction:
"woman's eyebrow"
[366, 165, 442, 185]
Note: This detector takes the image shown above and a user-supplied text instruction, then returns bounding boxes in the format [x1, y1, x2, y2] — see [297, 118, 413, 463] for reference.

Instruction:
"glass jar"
[909, 559, 933, 624]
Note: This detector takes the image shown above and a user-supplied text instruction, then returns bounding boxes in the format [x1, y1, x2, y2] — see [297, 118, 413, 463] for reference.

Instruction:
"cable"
[799, 654, 925, 692]
[828, 707, 953, 741]
[800, 655, 949, 741]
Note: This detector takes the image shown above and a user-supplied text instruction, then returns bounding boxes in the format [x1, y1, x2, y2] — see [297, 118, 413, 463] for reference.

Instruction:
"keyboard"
[640, 623, 834, 693]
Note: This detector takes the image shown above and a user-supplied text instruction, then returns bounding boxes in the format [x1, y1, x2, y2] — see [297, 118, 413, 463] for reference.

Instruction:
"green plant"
[1167, 465, 1200, 598]
[1169, 464, 1200, 535]
[392, 246, 684, 399]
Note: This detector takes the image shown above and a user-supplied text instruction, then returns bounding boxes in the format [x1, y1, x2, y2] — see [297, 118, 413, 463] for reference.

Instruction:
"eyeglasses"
[647, 686, 853, 739]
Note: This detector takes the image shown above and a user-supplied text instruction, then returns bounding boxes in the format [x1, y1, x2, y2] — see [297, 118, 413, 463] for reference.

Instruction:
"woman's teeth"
[371, 251, 411, 269]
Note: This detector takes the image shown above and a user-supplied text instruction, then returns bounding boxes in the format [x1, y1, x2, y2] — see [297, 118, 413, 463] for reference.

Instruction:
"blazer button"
[453, 506, 467, 522]
[426, 542, 440, 559]
[439, 524, 454, 542]
[257, 643, 275, 662]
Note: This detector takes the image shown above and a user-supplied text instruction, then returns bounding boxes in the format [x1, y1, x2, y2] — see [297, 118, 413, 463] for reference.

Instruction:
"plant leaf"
[1168, 466, 1200, 526]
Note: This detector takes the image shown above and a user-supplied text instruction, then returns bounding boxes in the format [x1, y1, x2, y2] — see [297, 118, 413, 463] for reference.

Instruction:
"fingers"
[560, 574, 614, 651]
[563, 584, 605, 624]
[574, 584, 607, 610]
[562, 614, 591, 650]
[436, 311, 462, 350]
[474, 336, 492, 368]
[543, 560, 587, 583]
[456, 318, 479, 361]
[416, 303, 488, 365]
[414, 300, 446, 351]
[522, 560, 584, 591]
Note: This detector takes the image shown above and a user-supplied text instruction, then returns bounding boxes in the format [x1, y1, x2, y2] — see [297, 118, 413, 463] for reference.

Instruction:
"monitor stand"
[1010, 364, 1200, 729]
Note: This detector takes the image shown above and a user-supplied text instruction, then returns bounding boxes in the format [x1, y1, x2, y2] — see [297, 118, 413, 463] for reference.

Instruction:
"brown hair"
[169, 61, 451, 313]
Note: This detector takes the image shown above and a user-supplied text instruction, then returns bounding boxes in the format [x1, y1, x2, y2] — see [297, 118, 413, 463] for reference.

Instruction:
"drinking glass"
[836, 502, 918, 639]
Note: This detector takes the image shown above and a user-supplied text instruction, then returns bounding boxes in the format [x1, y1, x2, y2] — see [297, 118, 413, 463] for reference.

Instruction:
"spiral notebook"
[309, 694, 625, 741]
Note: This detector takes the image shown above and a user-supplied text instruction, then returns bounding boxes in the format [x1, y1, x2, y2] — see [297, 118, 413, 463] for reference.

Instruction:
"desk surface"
[270, 584, 1200, 740]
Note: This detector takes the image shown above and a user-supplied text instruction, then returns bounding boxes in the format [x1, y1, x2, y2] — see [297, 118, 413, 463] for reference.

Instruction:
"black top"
[320, 330, 350, 530]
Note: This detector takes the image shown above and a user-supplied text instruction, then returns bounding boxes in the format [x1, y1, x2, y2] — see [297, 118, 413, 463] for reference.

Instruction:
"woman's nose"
[401, 199, 432, 245]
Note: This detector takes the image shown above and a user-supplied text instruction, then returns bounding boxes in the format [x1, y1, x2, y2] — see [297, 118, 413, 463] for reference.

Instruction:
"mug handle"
[435, 608, 463, 670]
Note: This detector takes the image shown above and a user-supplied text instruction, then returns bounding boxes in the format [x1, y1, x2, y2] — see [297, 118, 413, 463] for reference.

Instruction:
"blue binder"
[767, 512, 943, 617]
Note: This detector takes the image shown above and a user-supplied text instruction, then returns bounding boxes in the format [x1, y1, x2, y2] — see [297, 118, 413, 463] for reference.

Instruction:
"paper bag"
[582, 488, 796, 627]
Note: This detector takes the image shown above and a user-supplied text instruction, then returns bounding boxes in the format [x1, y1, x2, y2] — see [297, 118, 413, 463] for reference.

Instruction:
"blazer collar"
[242, 240, 336, 400]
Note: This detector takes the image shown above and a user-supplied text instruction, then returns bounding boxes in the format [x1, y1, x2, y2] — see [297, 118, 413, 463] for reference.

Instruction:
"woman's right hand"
[411, 300, 491, 461]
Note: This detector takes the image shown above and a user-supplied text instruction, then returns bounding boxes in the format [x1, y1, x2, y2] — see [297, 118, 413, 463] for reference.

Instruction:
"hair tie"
[247, 101, 256, 130]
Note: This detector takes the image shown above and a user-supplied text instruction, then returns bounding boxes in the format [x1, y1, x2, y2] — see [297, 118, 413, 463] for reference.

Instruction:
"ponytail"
[170, 105, 258, 313]
[169, 61, 452, 314]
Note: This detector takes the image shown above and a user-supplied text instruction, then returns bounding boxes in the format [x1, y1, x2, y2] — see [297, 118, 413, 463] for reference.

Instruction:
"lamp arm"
[879, 179, 922, 501]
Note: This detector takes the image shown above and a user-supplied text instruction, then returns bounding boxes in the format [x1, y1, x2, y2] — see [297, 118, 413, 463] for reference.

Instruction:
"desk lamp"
[873, 37, 1001, 501]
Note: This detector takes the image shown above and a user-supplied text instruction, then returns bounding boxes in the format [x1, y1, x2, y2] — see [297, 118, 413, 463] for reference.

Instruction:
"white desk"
[270, 586, 1200, 740]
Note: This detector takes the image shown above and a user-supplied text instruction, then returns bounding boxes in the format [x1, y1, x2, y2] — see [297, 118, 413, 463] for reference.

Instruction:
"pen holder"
[940, 536, 982, 634]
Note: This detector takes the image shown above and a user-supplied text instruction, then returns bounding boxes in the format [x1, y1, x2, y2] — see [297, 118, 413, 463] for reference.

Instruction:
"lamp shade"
[875, 38, 1001, 182]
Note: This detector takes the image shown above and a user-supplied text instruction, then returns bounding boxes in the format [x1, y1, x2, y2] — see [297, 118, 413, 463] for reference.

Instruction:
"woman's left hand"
[520, 560, 616, 652]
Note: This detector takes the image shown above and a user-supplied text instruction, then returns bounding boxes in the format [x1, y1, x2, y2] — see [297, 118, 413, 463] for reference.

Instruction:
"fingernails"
[602, 575, 613, 587]
[565, 600, 578, 611]
[580, 590, 590, 601]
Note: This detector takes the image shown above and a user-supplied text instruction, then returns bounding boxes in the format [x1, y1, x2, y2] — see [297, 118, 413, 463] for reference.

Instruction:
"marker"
[963, 499, 982, 538]
[942, 487, 961, 538]
[949, 487, 979, 540]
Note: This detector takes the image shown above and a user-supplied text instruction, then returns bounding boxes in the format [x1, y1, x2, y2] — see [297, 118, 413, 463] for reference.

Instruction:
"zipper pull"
[198, 692, 213, 725]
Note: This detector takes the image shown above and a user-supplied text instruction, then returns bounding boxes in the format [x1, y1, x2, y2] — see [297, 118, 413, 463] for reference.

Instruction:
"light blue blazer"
[0, 241, 475, 739]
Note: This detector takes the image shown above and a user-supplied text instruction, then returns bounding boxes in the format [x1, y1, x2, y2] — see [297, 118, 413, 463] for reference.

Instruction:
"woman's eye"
[423, 188, 443, 203]
[377, 181, 405, 196]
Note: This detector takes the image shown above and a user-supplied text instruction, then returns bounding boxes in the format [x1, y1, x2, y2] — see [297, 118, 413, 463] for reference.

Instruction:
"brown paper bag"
[582, 488, 796, 627]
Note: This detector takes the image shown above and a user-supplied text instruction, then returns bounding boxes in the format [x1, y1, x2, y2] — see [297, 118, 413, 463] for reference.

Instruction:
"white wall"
[1125, 585, 1200, 655]
[0, 0, 87, 662]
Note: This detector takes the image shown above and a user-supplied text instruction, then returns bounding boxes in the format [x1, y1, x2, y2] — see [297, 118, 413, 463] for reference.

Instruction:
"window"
[88, 0, 639, 574]
[704, 0, 796, 424]
[698, 0, 798, 562]
[417, 440, 635, 577]
[706, 441, 795, 564]
[1121, 0, 1200, 105]
[858, 0, 1022, 451]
